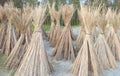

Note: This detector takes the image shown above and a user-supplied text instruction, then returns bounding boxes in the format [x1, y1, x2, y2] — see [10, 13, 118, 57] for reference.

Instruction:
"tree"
[114, 0, 120, 9]
[11, 0, 38, 8]
[0, 0, 9, 6]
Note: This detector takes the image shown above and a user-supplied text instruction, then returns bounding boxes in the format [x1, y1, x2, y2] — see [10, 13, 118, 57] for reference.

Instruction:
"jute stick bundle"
[25, 27, 32, 44]
[105, 8, 115, 37]
[75, 26, 85, 54]
[26, 21, 33, 43]
[52, 4, 75, 61]
[14, 5, 54, 76]
[0, 5, 7, 49]
[94, 11, 116, 70]
[48, 2, 55, 42]
[5, 6, 33, 69]
[72, 5, 99, 76]
[106, 9, 120, 61]
[117, 13, 120, 42]
[25, 26, 32, 44]
[75, 10, 85, 54]
[1, 2, 17, 56]
[51, 2, 61, 47]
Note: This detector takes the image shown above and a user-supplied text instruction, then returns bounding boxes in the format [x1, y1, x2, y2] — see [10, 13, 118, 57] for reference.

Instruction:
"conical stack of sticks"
[94, 8, 116, 70]
[52, 4, 75, 61]
[1, 2, 17, 56]
[14, 5, 54, 76]
[50, 2, 61, 47]
[106, 8, 120, 61]
[5, 5, 33, 69]
[0, 5, 7, 50]
[72, 5, 99, 76]
[48, 2, 55, 42]
[75, 10, 85, 54]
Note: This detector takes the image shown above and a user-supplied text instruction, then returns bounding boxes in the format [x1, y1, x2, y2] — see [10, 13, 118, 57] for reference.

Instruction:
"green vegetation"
[30, 23, 35, 31]
[0, 52, 7, 69]
[42, 24, 79, 31]
[43, 24, 51, 31]
[1, 0, 119, 27]
[30, 23, 50, 31]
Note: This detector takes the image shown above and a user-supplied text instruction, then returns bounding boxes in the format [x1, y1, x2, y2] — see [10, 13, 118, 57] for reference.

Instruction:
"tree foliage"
[13, 0, 38, 8]
[1, 0, 120, 25]
[0, 0, 8, 6]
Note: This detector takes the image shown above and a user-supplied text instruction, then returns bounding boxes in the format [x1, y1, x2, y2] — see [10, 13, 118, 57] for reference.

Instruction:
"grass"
[0, 52, 7, 69]
[42, 24, 80, 31]
[72, 24, 80, 27]
[0, 52, 18, 76]
[30, 23, 35, 31]
[42, 24, 51, 31]
[30, 23, 80, 31]
[30, 23, 50, 31]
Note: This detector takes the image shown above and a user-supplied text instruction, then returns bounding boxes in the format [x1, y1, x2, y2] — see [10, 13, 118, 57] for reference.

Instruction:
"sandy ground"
[44, 39, 73, 76]
[1, 26, 120, 76]
[0, 69, 9, 76]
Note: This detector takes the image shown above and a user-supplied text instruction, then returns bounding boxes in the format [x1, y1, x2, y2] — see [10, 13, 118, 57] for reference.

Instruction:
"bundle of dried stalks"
[50, 2, 61, 47]
[106, 9, 120, 61]
[14, 5, 54, 76]
[48, 2, 55, 43]
[25, 25, 32, 44]
[72, 5, 99, 76]
[1, 2, 17, 56]
[0, 5, 7, 49]
[75, 10, 85, 53]
[22, 26, 31, 49]
[118, 13, 120, 42]
[75, 26, 85, 54]
[104, 8, 113, 37]
[52, 4, 75, 61]
[5, 6, 33, 69]
[26, 21, 33, 43]
[94, 11, 116, 70]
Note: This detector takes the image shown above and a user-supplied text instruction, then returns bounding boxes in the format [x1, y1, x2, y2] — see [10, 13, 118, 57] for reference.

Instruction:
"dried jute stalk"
[26, 22, 33, 43]
[52, 4, 75, 61]
[94, 12, 116, 70]
[106, 9, 120, 61]
[0, 5, 7, 49]
[5, 6, 33, 69]
[118, 13, 120, 42]
[72, 5, 99, 76]
[48, 2, 55, 42]
[75, 26, 85, 55]
[25, 27, 32, 45]
[14, 5, 54, 76]
[51, 2, 61, 47]
[75, 10, 85, 54]
[2, 2, 17, 56]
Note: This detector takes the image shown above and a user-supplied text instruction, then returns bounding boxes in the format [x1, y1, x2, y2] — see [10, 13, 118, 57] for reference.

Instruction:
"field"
[0, 26, 120, 76]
